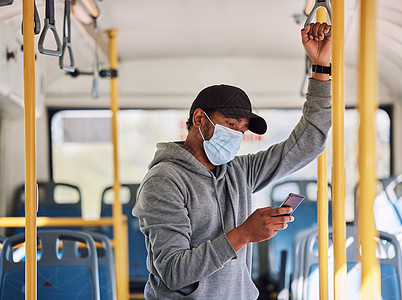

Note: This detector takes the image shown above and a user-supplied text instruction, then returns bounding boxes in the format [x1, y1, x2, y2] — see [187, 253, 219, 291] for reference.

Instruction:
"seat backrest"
[11, 181, 82, 234]
[0, 236, 4, 256]
[377, 231, 402, 300]
[0, 230, 100, 300]
[359, 177, 402, 232]
[301, 225, 356, 300]
[100, 184, 148, 290]
[291, 227, 318, 299]
[15, 181, 82, 208]
[380, 175, 402, 221]
[88, 232, 117, 300]
[266, 180, 332, 277]
[373, 189, 402, 231]
[294, 226, 402, 300]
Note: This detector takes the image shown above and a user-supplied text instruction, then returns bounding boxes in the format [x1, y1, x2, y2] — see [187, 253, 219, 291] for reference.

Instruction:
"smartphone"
[278, 193, 305, 214]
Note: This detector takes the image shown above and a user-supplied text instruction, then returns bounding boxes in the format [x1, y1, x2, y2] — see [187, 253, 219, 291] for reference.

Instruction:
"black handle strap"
[66, 69, 119, 78]
[21, 0, 41, 35]
[45, 0, 55, 25]
[38, 0, 62, 56]
[59, 0, 75, 72]
[34, 1, 41, 34]
[0, 0, 13, 7]
[300, 55, 312, 97]
[100, 69, 118, 78]
[63, 0, 72, 43]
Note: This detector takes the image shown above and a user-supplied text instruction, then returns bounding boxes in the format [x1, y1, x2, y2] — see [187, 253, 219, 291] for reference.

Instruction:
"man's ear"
[192, 108, 204, 128]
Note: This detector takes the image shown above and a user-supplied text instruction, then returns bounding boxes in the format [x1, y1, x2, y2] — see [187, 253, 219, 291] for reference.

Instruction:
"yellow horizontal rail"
[0, 217, 118, 227]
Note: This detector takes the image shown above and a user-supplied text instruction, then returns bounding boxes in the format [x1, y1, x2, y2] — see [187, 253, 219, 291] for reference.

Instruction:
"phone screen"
[278, 193, 305, 213]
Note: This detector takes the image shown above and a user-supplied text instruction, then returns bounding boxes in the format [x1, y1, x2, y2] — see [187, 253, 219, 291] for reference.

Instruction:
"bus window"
[50, 108, 391, 221]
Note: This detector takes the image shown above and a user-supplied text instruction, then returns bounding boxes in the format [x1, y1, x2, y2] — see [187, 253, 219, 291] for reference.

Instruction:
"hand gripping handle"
[304, 0, 332, 37]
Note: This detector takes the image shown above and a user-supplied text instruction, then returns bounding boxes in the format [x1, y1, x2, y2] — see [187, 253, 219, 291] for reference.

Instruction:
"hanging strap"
[91, 17, 100, 98]
[33, 1, 40, 34]
[38, 0, 62, 56]
[0, 0, 13, 7]
[300, 54, 312, 97]
[304, 0, 332, 36]
[59, 0, 75, 72]
[21, 1, 41, 35]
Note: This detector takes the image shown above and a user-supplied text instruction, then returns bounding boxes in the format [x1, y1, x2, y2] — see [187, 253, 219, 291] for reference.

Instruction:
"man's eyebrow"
[237, 118, 249, 128]
[224, 116, 249, 127]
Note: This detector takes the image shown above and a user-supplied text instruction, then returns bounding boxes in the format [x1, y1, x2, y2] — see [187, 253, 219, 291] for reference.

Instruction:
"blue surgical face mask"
[199, 112, 243, 166]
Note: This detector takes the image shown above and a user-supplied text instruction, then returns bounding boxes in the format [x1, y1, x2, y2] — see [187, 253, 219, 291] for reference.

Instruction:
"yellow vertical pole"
[331, 0, 347, 299]
[106, 29, 129, 300]
[316, 7, 326, 25]
[316, 7, 329, 300]
[122, 215, 130, 296]
[317, 149, 329, 300]
[22, 0, 37, 299]
[357, 0, 381, 299]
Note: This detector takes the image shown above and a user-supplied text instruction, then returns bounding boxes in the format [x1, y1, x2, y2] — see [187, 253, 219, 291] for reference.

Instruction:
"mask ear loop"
[199, 111, 216, 142]
[198, 128, 206, 142]
[203, 111, 216, 127]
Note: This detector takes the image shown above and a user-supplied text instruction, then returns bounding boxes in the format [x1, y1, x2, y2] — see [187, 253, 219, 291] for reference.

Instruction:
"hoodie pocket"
[157, 280, 205, 299]
[198, 259, 259, 299]
[177, 281, 204, 297]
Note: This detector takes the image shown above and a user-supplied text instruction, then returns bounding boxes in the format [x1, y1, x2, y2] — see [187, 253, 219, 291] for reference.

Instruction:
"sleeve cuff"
[212, 233, 237, 264]
[307, 78, 332, 99]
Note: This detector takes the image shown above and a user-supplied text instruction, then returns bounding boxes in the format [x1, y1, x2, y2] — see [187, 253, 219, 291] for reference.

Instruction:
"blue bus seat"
[256, 180, 332, 299]
[373, 189, 402, 231]
[88, 232, 117, 300]
[379, 175, 402, 225]
[10, 181, 82, 235]
[100, 184, 148, 292]
[266, 180, 332, 278]
[356, 176, 402, 232]
[0, 236, 4, 271]
[306, 262, 400, 300]
[0, 230, 100, 300]
[293, 226, 402, 300]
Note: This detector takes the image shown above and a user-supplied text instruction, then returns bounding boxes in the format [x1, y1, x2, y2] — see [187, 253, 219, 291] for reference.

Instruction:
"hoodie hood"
[148, 141, 231, 233]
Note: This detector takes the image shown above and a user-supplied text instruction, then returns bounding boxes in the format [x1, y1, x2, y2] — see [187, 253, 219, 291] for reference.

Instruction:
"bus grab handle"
[38, 0, 62, 57]
[304, 0, 332, 36]
[59, 38, 75, 72]
[59, 0, 75, 72]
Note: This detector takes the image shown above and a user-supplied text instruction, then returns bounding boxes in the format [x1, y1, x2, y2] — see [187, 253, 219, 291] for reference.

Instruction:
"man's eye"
[228, 122, 235, 127]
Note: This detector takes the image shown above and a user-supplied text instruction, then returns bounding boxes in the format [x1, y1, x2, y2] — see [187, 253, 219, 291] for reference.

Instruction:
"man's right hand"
[226, 206, 294, 252]
[301, 22, 332, 81]
[301, 22, 331, 66]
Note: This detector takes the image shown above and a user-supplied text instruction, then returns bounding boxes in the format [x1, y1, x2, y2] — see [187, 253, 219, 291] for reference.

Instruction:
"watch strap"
[312, 64, 331, 75]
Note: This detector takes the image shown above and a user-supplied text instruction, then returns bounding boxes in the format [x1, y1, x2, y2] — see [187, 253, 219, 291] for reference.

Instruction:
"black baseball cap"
[190, 84, 267, 135]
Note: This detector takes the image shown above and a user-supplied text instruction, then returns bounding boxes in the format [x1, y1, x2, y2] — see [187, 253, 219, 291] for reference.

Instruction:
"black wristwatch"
[312, 64, 331, 75]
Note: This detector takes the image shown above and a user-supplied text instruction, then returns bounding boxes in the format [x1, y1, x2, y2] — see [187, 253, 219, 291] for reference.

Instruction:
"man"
[133, 22, 332, 299]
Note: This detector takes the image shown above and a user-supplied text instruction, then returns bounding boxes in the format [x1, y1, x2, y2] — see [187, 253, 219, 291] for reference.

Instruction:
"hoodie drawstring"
[213, 175, 238, 234]
[225, 179, 238, 229]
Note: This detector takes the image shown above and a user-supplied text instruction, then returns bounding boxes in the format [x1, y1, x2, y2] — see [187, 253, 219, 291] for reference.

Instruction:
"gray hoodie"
[133, 79, 332, 299]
